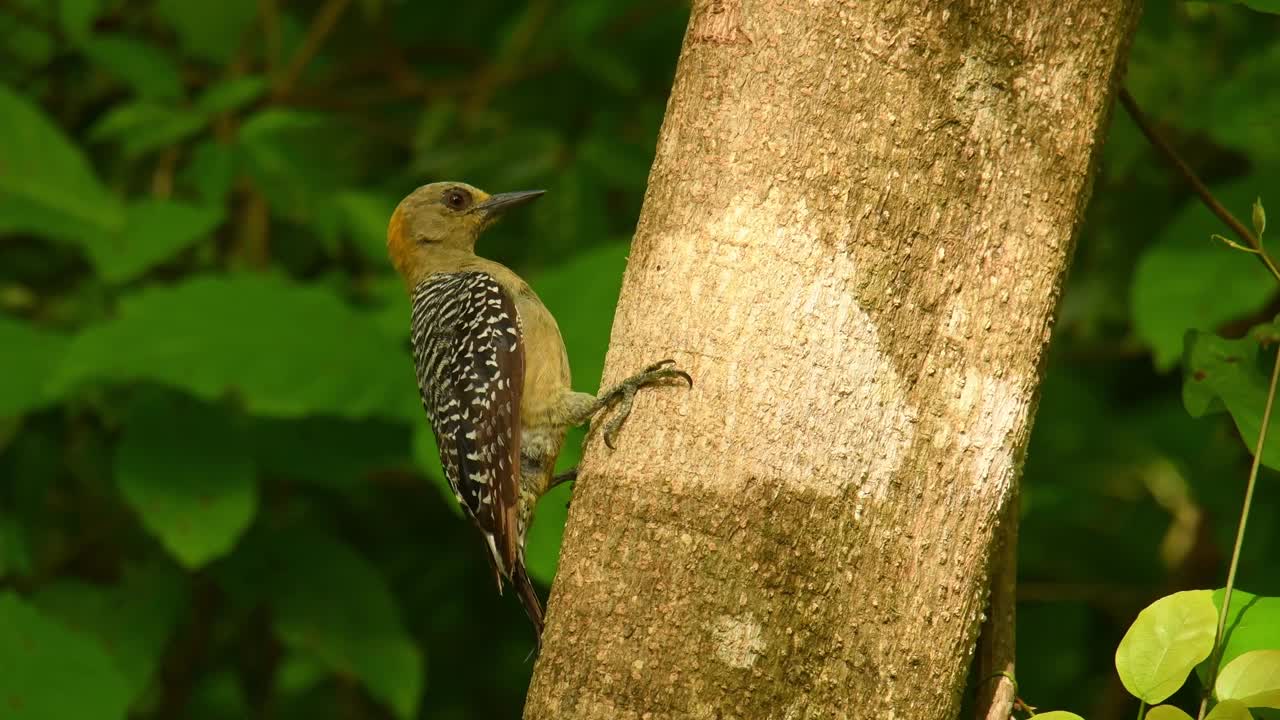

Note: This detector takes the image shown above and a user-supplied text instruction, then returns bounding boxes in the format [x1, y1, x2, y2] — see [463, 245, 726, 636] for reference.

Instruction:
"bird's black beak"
[473, 190, 546, 218]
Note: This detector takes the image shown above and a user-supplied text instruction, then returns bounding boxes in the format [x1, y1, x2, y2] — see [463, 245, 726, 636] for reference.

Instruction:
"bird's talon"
[643, 358, 677, 373]
[593, 359, 690, 448]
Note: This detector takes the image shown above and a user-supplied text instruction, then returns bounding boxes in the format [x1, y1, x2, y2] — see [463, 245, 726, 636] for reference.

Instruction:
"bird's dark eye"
[443, 188, 473, 211]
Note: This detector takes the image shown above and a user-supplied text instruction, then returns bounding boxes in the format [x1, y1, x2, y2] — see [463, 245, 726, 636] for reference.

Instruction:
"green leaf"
[0, 514, 31, 579]
[1208, 699, 1256, 720]
[59, 0, 102, 42]
[237, 110, 360, 223]
[1183, 328, 1280, 470]
[32, 563, 187, 701]
[82, 35, 184, 100]
[251, 416, 409, 489]
[182, 141, 237, 203]
[53, 274, 419, 420]
[531, 241, 630, 390]
[1209, 590, 1280, 676]
[228, 530, 424, 720]
[1218, 651, 1280, 708]
[0, 592, 131, 720]
[530, 160, 608, 257]
[274, 651, 328, 697]
[411, 102, 458, 155]
[579, 130, 652, 191]
[1196, 44, 1280, 163]
[334, 191, 397, 265]
[411, 423, 461, 516]
[115, 392, 256, 568]
[186, 671, 249, 720]
[89, 101, 207, 158]
[88, 199, 225, 283]
[419, 129, 560, 193]
[1196, 0, 1280, 15]
[1116, 590, 1218, 703]
[0, 83, 124, 240]
[1131, 180, 1277, 370]
[570, 45, 641, 94]
[195, 76, 267, 115]
[524, 481, 572, 586]
[0, 314, 68, 417]
[155, 0, 258, 63]
[1033, 713, 1088, 720]
[0, 12, 55, 68]
[1148, 705, 1195, 720]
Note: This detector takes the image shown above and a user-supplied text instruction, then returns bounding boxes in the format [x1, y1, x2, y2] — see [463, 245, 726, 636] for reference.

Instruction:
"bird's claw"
[598, 359, 693, 450]
[642, 359, 694, 388]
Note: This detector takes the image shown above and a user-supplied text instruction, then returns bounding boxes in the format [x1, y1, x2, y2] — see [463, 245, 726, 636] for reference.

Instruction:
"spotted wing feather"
[410, 272, 524, 588]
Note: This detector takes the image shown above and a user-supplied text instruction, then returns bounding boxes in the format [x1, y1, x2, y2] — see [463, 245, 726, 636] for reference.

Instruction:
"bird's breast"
[512, 286, 572, 423]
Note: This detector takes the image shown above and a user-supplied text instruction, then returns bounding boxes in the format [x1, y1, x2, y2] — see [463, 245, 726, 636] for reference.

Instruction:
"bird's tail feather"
[513, 562, 545, 650]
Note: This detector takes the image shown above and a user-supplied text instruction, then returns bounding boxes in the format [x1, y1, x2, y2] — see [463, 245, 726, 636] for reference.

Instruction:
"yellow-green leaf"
[1206, 699, 1254, 720]
[1147, 705, 1195, 720]
[1217, 650, 1280, 708]
[1116, 590, 1218, 703]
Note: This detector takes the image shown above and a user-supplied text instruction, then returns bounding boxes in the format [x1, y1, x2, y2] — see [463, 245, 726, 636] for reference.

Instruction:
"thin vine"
[1120, 87, 1274, 720]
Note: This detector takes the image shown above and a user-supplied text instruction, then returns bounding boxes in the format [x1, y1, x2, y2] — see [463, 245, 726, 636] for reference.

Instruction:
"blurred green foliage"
[1, 0, 1279, 718]
[0, 0, 685, 716]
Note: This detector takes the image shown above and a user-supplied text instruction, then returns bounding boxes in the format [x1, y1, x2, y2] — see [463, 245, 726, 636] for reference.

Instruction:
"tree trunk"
[526, 1, 1141, 717]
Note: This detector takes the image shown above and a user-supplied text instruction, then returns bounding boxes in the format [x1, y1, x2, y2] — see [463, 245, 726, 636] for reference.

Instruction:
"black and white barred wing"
[410, 272, 524, 585]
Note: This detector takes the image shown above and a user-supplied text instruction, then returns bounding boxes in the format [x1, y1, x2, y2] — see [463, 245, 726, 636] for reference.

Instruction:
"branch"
[1118, 88, 1275, 281]
[273, 0, 354, 98]
[259, 0, 283, 73]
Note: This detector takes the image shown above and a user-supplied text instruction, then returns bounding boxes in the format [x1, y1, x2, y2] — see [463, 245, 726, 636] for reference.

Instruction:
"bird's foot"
[549, 467, 577, 490]
[597, 359, 692, 449]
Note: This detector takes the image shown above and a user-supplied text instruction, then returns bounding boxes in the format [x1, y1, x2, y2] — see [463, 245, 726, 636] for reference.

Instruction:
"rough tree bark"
[526, 1, 1142, 718]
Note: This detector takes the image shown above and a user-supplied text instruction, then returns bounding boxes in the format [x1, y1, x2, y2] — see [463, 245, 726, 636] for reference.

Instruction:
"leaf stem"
[1137, 700, 1146, 720]
[1195, 342, 1280, 720]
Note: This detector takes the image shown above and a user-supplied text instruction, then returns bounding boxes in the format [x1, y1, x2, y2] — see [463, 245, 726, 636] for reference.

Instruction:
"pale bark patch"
[659, 190, 922, 500]
[960, 371, 1025, 490]
[712, 613, 766, 668]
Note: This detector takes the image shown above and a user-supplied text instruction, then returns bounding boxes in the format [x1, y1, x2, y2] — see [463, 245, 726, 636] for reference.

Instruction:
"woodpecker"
[387, 181, 690, 645]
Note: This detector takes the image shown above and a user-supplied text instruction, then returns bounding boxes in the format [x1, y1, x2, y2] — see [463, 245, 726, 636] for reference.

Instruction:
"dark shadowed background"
[1, 1, 1278, 718]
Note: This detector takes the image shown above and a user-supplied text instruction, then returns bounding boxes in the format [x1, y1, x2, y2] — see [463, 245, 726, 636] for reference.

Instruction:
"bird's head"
[386, 181, 544, 283]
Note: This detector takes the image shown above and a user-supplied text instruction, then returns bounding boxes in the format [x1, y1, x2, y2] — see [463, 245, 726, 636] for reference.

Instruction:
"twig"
[463, 0, 552, 116]
[273, 0, 354, 98]
[259, 0, 283, 73]
[151, 147, 180, 199]
[1195, 343, 1280, 720]
[236, 190, 271, 269]
[156, 574, 221, 720]
[1117, 88, 1280, 283]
